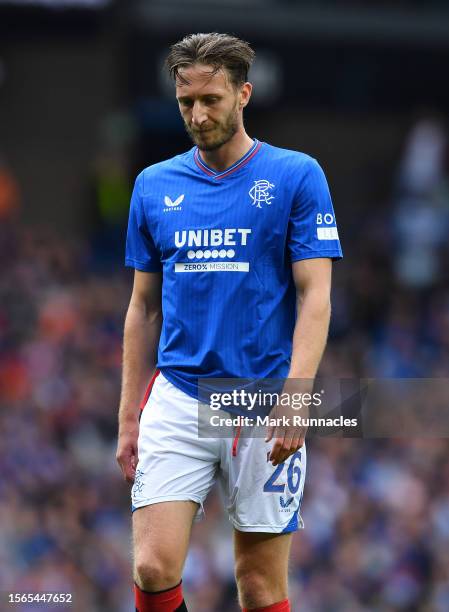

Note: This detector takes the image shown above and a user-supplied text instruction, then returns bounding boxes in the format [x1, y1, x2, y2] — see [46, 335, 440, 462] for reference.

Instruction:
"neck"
[198, 129, 254, 172]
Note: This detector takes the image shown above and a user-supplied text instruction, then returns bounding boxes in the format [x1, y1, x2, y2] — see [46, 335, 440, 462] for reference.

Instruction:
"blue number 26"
[263, 451, 302, 495]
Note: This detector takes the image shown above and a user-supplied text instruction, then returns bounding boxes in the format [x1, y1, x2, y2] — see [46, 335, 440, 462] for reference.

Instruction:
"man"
[116, 32, 342, 612]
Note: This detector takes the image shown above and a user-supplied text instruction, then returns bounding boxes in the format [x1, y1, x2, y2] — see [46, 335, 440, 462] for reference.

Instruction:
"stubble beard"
[185, 105, 240, 152]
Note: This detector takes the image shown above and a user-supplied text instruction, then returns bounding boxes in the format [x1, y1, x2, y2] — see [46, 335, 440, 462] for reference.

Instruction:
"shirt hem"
[125, 258, 162, 272]
[290, 251, 343, 263]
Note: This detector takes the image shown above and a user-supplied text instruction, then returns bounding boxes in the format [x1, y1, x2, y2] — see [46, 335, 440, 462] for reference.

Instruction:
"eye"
[179, 99, 193, 108]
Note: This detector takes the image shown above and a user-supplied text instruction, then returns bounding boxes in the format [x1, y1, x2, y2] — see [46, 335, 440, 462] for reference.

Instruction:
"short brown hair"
[166, 32, 255, 88]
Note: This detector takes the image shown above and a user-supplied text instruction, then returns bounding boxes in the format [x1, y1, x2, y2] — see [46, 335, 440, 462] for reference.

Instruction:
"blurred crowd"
[1, 117, 449, 611]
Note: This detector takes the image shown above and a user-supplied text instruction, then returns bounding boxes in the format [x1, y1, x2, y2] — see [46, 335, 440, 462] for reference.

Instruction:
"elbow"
[127, 297, 162, 324]
[298, 290, 331, 319]
[317, 298, 331, 321]
[147, 307, 162, 325]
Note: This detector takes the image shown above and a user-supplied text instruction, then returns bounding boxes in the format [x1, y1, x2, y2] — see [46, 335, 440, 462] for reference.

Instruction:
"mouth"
[190, 126, 216, 134]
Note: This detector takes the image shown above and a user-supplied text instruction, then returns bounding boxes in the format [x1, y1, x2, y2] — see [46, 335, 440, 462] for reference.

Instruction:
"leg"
[234, 530, 292, 610]
[220, 436, 306, 610]
[133, 500, 198, 591]
[131, 373, 219, 606]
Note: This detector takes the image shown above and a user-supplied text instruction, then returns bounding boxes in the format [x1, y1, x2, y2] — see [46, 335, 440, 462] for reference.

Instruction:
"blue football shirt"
[125, 139, 343, 399]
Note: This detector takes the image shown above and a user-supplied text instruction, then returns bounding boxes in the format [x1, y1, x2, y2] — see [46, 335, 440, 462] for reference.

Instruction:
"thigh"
[234, 529, 292, 578]
[221, 435, 307, 533]
[132, 373, 220, 518]
[133, 500, 198, 575]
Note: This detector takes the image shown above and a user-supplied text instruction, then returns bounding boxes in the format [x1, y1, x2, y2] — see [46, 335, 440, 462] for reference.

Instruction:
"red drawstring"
[232, 425, 241, 457]
[140, 370, 160, 412]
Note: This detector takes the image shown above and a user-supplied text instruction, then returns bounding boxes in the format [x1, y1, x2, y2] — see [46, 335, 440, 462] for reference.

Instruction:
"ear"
[239, 82, 253, 109]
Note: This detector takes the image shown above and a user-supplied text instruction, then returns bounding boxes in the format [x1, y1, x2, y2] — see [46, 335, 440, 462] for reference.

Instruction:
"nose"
[191, 101, 207, 127]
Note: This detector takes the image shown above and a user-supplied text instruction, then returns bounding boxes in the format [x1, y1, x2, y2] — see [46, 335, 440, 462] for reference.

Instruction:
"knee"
[134, 554, 181, 592]
[235, 567, 278, 607]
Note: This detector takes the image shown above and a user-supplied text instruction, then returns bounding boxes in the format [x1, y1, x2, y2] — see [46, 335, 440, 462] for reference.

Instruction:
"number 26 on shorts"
[263, 451, 302, 495]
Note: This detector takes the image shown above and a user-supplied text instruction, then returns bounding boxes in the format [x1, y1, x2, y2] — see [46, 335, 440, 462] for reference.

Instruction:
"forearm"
[288, 289, 331, 380]
[118, 301, 162, 432]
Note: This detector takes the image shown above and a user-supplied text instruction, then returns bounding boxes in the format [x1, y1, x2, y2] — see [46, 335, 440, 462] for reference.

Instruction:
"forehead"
[175, 64, 233, 97]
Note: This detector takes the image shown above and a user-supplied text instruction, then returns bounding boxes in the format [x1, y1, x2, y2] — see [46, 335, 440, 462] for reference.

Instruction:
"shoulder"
[135, 149, 194, 195]
[262, 143, 327, 192]
[262, 142, 319, 171]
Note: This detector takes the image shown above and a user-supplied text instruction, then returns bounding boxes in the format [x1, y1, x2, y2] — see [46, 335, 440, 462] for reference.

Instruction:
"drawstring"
[232, 425, 241, 457]
[140, 370, 160, 412]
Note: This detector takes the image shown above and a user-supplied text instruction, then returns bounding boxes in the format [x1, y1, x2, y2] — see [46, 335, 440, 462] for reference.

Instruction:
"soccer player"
[116, 33, 342, 612]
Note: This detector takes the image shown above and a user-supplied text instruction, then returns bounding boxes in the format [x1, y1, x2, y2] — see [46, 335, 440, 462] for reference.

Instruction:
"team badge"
[249, 180, 275, 208]
[132, 469, 145, 501]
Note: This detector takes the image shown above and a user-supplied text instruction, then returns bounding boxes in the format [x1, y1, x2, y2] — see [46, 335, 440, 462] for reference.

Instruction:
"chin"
[197, 132, 236, 152]
[197, 141, 223, 152]
[194, 134, 220, 151]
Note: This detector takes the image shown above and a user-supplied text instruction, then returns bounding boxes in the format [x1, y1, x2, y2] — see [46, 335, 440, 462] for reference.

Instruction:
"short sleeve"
[288, 158, 343, 263]
[125, 172, 162, 272]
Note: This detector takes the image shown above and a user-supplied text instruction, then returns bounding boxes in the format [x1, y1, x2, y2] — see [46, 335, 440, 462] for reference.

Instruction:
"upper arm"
[292, 258, 332, 298]
[288, 158, 342, 263]
[129, 269, 162, 315]
[125, 172, 162, 273]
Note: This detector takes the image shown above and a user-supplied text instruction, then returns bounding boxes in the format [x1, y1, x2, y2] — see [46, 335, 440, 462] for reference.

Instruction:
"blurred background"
[1, 1, 449, 610]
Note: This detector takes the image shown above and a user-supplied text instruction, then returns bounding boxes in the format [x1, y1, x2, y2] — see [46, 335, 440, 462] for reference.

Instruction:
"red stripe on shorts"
[232, 425, 242, 457]
[140, 370, 160, 411]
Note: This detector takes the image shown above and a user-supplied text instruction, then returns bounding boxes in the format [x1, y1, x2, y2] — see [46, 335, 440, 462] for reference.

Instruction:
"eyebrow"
[177, 94, 222, 101]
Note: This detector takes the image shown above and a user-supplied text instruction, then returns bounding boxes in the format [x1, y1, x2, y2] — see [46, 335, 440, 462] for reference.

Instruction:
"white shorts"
[131, 373, 306, 533]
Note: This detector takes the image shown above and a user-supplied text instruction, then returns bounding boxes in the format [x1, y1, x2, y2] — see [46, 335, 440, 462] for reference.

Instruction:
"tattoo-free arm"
[288, 257, 332, 379]
[267, 257, 332, 465]
[116, 270, 162, 481]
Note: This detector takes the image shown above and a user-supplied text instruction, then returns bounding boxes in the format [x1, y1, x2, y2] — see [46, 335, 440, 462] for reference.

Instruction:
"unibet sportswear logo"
[249, 180, 275, 208]
[164, 194, 184, 212]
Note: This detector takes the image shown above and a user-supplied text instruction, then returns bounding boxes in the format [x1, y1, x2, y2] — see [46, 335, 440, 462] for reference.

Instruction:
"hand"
[116, 425, 139, 483]
[265, 379, 310, 466]
[265, 411, 306, 466]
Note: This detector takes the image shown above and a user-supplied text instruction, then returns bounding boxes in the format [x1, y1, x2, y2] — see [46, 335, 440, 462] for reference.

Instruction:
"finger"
[290, 438, 300, 453]
[118, 452, 137, 482]
[269, 430, 287, 465]
[275, 446, 293, 466]
[268, 438, 283, 465]
[291, 431, 303, 453]
[125, 462, 136, 483]
[122, 463, 132, 482]
[274, 429, 300, 465]
[269, 426, 285, 449]
[265, 425, 275, 443]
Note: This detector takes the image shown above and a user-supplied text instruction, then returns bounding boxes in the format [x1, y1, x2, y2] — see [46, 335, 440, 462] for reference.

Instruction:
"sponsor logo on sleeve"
[317, 227, 339, 240]
[316, 213, 339, 240]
